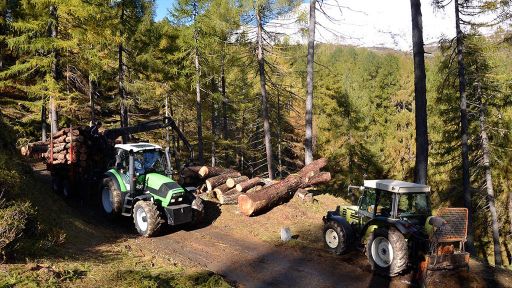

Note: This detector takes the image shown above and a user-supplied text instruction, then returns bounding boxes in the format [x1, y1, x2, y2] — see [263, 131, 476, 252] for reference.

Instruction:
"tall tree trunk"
[256, 9, 274, 179]
[410, 0, 428, 185]
[50, 96, 57, 134]
[277, 93, 282, 178]
[304, 0, 316, 165]
[41, 103, 47, 142]
[193, 2, 204, 165]
[221, 45, 228, 141]
[89, 74, 95, 124]
[49, 5, 59, 134]
[119, 4, 128, 143]
[477, 84, 502, 266]
[455, 0, 474, 251]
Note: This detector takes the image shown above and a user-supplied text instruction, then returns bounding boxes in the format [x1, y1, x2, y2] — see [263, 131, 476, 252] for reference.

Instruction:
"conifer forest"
[2, 0, 512, 286]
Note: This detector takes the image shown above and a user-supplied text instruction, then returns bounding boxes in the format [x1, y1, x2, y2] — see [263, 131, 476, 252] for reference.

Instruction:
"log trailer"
[323, 180, 469, 277]
[46, 117, 204, 237]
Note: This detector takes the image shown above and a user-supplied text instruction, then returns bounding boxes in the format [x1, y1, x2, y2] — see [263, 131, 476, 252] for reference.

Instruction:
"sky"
[154, 0, 501, 51]
[155, 0, 174, 20]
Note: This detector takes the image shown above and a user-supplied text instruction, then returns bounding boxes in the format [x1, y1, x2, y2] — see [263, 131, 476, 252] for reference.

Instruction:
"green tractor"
[323, 180, 469, 276]
[101, 143, 204, 237]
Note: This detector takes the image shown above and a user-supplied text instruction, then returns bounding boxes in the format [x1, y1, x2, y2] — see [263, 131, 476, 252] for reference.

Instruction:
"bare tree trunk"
[49, 5, 59, 134]
[304, 0, 316, 165]
[41, 103, 47, 142]
[509, 189, 512, 241]
[193, 3, 204, 165]
[89, 74, 95, 124]
[455, 0, 474, 252]
[477, 84, 502, 266]
[221, 45, 228, 141]
[118, 3, 128, 143]
[410, 0, 428, 185]
[50, 96, 57, 134]
[277, 93, 282, 178]
[256, 8, 274, 179]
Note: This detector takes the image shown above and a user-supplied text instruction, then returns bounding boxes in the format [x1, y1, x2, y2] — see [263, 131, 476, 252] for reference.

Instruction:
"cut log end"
[237, 194, 254, 216]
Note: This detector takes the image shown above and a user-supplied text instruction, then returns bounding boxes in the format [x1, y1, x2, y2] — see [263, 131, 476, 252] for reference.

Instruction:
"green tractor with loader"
[42, 117, 204, 237]
[323, 180, 469, 276]
[101, 143, 204, 237]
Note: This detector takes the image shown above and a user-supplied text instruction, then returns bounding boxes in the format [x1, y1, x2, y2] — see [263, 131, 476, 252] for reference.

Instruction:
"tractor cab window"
[134, 150, 165, 175]
[398, 193, 430, 216]
[358, 188, 376, 214]
[375, 190, 393, 217]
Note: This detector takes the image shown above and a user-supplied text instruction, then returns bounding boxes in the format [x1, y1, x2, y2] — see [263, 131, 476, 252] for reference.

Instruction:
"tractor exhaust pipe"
[129, 151, 135, 195]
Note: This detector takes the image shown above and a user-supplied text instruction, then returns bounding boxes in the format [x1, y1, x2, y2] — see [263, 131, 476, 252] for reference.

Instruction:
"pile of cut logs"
[21, 127, 89, 167]
[182, 158, 331, 216]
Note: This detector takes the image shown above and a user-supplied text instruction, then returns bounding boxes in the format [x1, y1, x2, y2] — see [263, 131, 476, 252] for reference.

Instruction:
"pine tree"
[410, 0, 428, 185]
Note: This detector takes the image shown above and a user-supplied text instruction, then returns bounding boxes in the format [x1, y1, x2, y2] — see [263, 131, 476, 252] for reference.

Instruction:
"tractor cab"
[356, 180, 431, 225]
[113, 143, 170, 189]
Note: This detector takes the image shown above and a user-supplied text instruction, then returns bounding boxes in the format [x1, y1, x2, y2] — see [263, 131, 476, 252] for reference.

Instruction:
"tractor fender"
[322, 212, 355, 244]
[360, 217, 416, 241]
[104, 170, 127, 192]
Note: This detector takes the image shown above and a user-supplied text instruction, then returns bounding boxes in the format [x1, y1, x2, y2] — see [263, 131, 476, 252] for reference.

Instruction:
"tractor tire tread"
[103, 178, 122, 215]
[133, 201, 162, 237]
[367, 227, 408, 276]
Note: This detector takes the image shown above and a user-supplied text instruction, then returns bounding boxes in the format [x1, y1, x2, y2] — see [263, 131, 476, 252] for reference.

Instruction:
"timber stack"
[182, 158, 331, 212]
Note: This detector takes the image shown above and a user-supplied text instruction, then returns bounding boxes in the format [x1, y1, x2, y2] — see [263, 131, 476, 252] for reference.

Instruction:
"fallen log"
[206, 172, 241, 191]
[305, 172, 332, 186]
[226, 176, 249, 189]
[199, 166, 237, 178]
[181, 166, 203, 178]
[235, 177, 263, 192]
[237, 158, 329, 216]
[218, 185, 262, 205]
[212, 184, 230, 199]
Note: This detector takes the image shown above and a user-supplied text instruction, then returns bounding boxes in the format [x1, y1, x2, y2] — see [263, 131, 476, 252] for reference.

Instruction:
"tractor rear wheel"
[323, 220, 353, 255]
[366, 227, 408, 276]
[133, 201, 162, 237]
[101, 178, 122, 215]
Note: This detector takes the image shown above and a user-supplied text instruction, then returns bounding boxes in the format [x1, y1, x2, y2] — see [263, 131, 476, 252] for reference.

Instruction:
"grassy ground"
[0, 162, 231, 288]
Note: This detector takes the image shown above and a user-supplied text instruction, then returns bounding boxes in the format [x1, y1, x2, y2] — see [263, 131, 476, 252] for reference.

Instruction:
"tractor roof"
[363, 179, 430, 193]
[115, 143, 162, 152]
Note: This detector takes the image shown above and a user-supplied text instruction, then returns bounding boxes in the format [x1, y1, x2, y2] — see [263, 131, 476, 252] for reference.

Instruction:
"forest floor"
[4, 162, 512, 288]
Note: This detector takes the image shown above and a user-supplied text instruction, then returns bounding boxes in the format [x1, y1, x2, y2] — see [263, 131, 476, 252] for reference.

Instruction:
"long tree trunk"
[256, 9, 274, 179]
[304, 0, 316, 165]
[41, 103, 47, 142]
[477, 84, 502, 266]
[221, 44, 228, 141]
[455, 0, 474, 251]
[50, 97, 57, 134]
[410, 0, 428, 185]
[119, 3, 128, 143]
[193, 2, 204, 165]
[89, 74, 95, 124]
[49, 5, 59, 134]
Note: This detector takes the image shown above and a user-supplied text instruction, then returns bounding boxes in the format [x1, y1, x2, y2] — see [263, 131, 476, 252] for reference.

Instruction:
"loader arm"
[103, 117, 193, 158]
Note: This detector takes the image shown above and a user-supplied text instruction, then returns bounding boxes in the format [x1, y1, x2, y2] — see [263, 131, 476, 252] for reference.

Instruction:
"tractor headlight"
[171, 199, 175, 203]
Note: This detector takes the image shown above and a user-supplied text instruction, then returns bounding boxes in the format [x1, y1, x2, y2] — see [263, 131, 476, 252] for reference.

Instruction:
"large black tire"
[133, 200, 163, 237]
[101, 178, 123, 215]
[366, 227, 408, 276]
[323, 219, 353, 255]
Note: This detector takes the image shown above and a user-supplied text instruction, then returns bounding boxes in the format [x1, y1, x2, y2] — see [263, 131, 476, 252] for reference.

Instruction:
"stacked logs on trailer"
[21, 127, 90, 168]
[181, 158, 331, 214]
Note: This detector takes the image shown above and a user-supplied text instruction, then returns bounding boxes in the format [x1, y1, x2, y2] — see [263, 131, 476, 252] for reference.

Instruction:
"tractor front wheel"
[323, 220, 352, 255]
[133, 201, 162, 237]
[366, 227, 408, 276]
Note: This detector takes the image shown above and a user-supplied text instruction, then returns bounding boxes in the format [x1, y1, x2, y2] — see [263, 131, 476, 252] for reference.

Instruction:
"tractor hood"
[145, 173, 185, 206]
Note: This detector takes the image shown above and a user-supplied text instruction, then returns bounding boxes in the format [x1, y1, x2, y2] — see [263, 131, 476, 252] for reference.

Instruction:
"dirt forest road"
[32, 163, 512, 288]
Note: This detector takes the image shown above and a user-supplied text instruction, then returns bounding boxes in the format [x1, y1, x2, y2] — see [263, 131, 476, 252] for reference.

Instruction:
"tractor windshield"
[397, 193, 430, 216]
[134, 150, 165, 174]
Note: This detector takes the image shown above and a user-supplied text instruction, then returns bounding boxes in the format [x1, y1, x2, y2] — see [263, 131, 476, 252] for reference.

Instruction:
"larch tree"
[170, 0, 210, 165]
[304, 0, 316, 165]
[409, 0, 428, 185]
